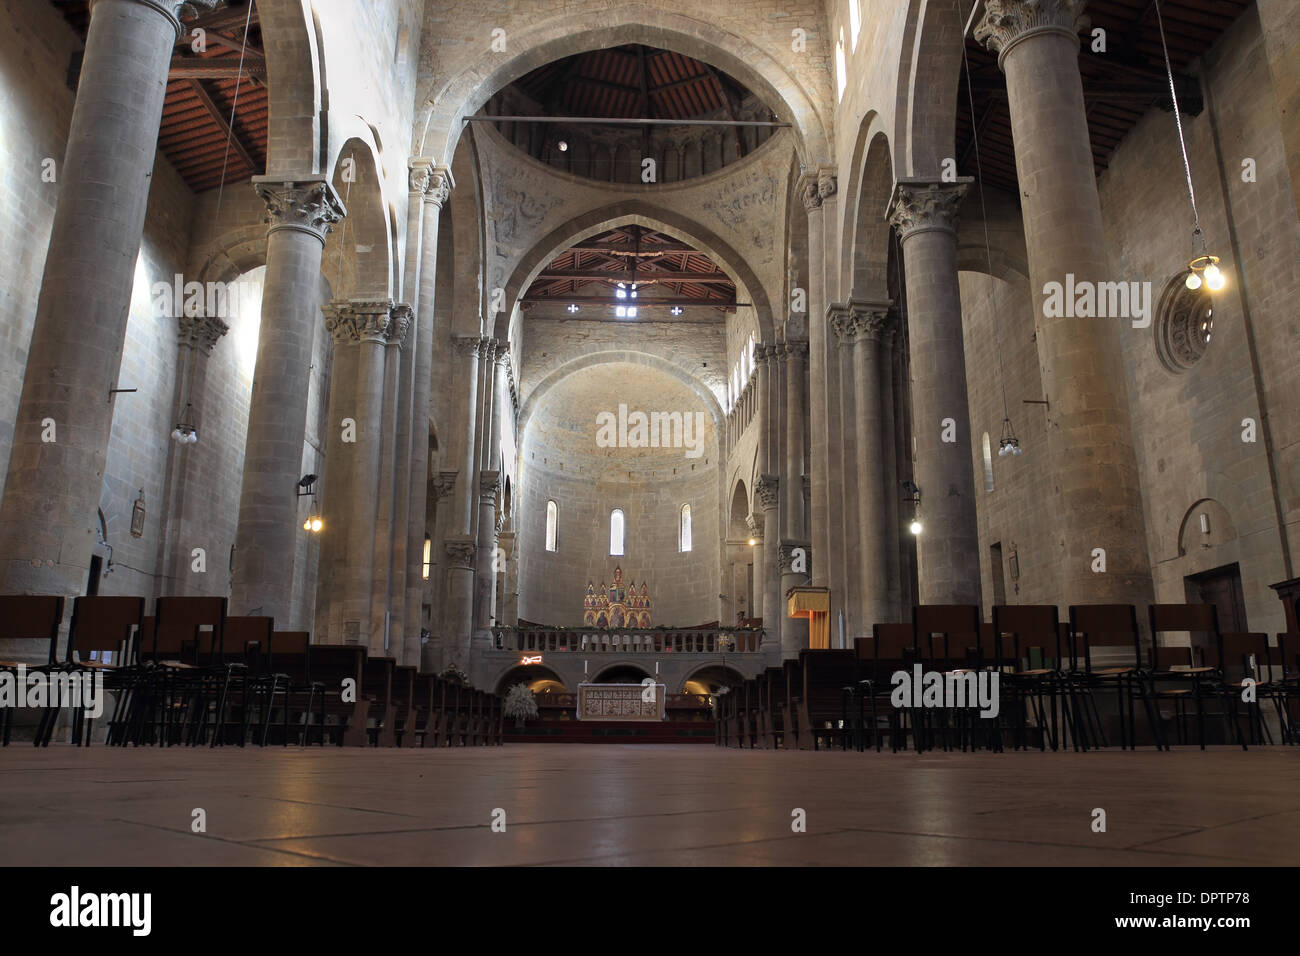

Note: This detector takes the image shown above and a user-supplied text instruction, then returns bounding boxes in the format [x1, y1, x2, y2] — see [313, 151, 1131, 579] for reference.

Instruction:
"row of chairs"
[0, 594, 502, 748]
[717, 603, 1299, 752]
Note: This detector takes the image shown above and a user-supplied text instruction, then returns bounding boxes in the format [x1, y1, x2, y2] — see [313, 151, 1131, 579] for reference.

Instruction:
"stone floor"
[1, 744, 1298, 866]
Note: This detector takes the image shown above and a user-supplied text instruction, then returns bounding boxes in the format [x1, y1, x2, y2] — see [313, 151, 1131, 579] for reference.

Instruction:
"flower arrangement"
[503, 682, 539, 726]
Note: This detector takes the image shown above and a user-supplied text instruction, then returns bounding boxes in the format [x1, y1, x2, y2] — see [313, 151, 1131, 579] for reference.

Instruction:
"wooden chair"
[1148, 603, 1235, 749]
[756, 667, 786, 749]
[0, 595, 65, 746]
[1219, 632, 1274, 745]
[263, 631, 322, 746]
[990, 605, 1066, 751]
[144, 596, 229, 746]
[390, 665, 420, 747]
[209, 615, 273, 746]
[1068, 604, 1166, 750]
[362, 655, 397, 746]
[61, 595, 145, 747]
[854, 623, 916, 752]
[792, 649, 858, 751]
[913, 605, 982, 752]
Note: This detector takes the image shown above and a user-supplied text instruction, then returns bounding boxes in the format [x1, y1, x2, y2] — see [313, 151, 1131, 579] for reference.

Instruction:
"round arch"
[592, 662, 654, 684]
[679, 663, 746, 694]
[493, 663, 567, 695]
[518, 349, 727, 438]
[258, 0, 325, 176]
[897, 0, 966, 179]
[499, 203, 776, 343]
[414, 3, 831, 171]
[324, 136, 395, 300]
[840, 116, 895, 299]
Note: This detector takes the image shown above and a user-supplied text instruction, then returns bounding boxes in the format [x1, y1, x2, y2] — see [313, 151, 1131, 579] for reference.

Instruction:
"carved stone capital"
[388, 303, 413, 347]
[452, 335, 482, 358]
[434, 471, 458, 500]
[847, 300, 895, 343]
[324, 299, 396, 345]
[975, 0, 1088, 67]
[426, 168, 453, 208]
[782, 341, 809, 361]
[756, 473, 779, 511]
[444, 535, 475, 569]
[122, 0, 221, 37]
[801, 180, 823, 210]
[779, 539, 810, 575]
[479, 469, 501, 503]
[252, 177, 346, 245]
[746, 514, 764, 539]
[408, 160, 433, 196]
[177, 313, 229, 354]
[827, 302, 854, 346]
[818, 170, 837, 200]
[888, 178, 971, 240]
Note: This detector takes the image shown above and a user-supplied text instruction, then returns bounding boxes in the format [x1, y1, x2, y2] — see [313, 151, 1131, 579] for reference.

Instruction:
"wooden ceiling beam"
[186, 79, 259, 175]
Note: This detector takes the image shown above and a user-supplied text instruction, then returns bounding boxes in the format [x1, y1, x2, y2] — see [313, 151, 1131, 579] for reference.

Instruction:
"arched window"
[680, 503, 693, 553]
[982, 432, 995, 493]
[849, 0, 861, 51]
[422, 535, 432, 580]
[835, 31, 847, 102]
[545, 500, 558, 552]
[610, 509, 625, 556]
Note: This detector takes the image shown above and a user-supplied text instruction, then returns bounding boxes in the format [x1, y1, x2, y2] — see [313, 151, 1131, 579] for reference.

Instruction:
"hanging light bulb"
[303, 517, 311, 531]
[311, 516, 323, 532]
[999, 417, 1022, 457]
[171, 428, 183, 442]
[909, 519, 923, 536]
[1203, 263, 1225, 291]
[1184, 270, 1203, 290]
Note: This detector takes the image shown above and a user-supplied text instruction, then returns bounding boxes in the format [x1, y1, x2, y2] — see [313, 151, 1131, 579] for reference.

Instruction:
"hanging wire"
[958, 2, 1015, 434]
[1152, 0, 1205, 252]
[210, 1, 256, 237]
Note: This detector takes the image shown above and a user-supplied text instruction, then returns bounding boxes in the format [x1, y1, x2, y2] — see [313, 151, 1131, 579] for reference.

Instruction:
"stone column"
[779, 540, 810, 659]
[833, 308, 863, 640]
[321, 299, 393, 650]
[756, 475, 781, 643]
[231, 179, 346, 625]
[476, 470, 500, 629]
[800, 174, 830, 591]
[446, 336, 481, 662]
[371, 303, 411, 655]
[0, 0, 217, 611]
[849, 302, 894, 629]
[782, 342, 808, 541]
[403, 165, 452, 666]
[879, 312, 903, 621]
[316, 315, 359, 643]
[976, 0, 1152, 607]
[159, 314, 229, 594]
[889, 179, 981, 606]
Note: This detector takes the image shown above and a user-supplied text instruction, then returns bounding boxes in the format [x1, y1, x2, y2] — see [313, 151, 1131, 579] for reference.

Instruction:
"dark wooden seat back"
[1068, 604, 1142, 671]
[914, 605, 980, 670]
[154, 596, 227, 663]
[799, 649, 858, 710]
[224, 616, 274, 669]
[67, 595, 144, 664]
[269, 631, 311, 683]
[0, 595, 64, 664]
[308, 644, 366, 696]
[992, 604, 1061, 671]
[1218, 632, 1269, 679]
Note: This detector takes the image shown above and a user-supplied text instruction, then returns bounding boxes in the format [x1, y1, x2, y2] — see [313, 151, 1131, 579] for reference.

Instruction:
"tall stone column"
[848, 302, 893, 629]
[879, 312, 903, 620]
[159, 314, 229, 594]
[889, 179, 981, 606]
[976, 0, 1152, 607]
[231, 179, 346, 624]
[779, 540, 810, 659]
[782, 342, 807, 541]
[830, 308, 860, 640]
[476, 470, 500, 628]
[800, 175, 830, 591]
[320, 299, 393, 650]
[403, 165, 452, 666]
[371, 304, 411, 654]
[756, 475, 781, 642]
[424, 470, 457, 670]
[446, 336, 482, 664]
[316, 317, 360, 642]
[0, 0, 217, 610]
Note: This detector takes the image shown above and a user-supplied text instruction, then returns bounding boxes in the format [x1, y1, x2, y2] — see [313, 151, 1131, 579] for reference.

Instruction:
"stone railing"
[492, 626, 765, 655]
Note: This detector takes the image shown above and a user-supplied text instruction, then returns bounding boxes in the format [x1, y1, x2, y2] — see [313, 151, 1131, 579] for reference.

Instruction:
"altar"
[576, 682, 668, 722]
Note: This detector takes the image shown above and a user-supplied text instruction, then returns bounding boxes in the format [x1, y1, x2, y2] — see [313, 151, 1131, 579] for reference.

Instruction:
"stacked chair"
[0, 593, 503, 748]
[716, 600, 1294, 754]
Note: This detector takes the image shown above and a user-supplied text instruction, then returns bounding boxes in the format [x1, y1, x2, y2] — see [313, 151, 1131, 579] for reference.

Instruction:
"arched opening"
[495, 664, 568, 695]
[593, 663, 653, 684]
